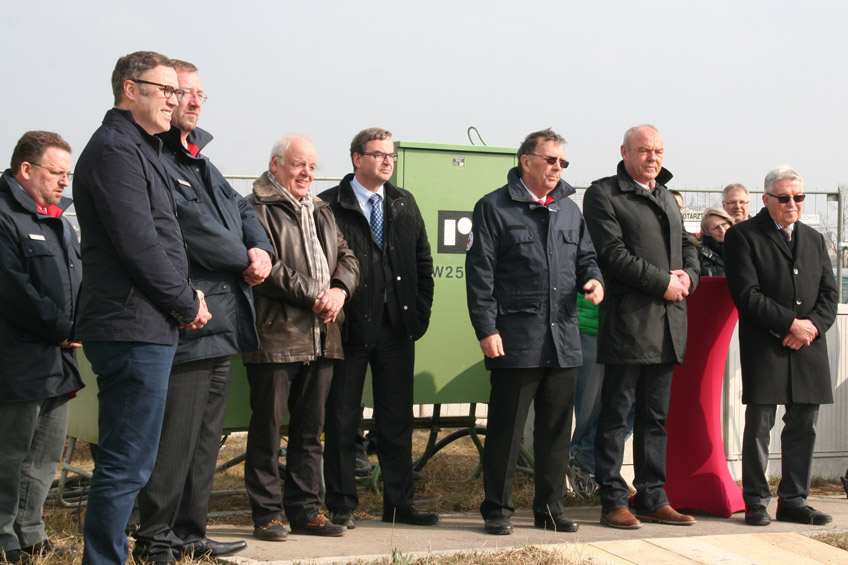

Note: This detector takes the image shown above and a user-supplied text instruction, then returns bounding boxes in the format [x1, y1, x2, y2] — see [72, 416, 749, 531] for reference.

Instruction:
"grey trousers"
[742, 403, 819, 509]
[0, 395, 69, 551]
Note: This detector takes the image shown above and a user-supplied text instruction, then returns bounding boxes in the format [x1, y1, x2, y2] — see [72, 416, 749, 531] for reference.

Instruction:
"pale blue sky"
[2, 1, 846, 191]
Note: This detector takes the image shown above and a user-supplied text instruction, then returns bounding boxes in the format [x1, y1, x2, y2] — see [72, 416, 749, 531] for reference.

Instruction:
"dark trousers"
[0, 395, 69, 552]
[742, 403, 819, 509]
[244, 359, 332, 528]
[324, 314, 415, 513]
[481, 367, 576, 519]
[82, 341, 177, 565]
[135, 356, 231, 555]
[595, 363, 673, 513]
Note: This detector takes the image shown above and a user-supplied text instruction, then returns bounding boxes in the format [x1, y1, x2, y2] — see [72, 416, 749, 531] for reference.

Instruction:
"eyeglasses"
[765, 193, 805, 204]
[183, 91, 208, 104]
[362, 152, 398, 162]
[531, 154, 569, 169]
[30, 162, 72, 181]
[723, 200, 749, 206]
[130, 78, 185, 101]
[709, 222, 732, 233]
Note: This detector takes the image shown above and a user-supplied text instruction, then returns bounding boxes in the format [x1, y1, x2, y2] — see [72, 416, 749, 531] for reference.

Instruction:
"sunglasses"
[531, 154, 569, 169]
[765, 193, 805, 204]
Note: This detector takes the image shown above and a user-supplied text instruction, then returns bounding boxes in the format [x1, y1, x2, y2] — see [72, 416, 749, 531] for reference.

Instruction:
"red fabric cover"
[664, 276, 744, 517]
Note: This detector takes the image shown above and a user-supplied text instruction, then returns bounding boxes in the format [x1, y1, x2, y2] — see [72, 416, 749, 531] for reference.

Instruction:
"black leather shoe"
[181, 538, 247, 557]
[776, 504, 832, 525]
[130, 547, 176, 564]
[382, 505, 439, 526]
[330, 508, 357, 529]
[1, 549, 30, 564]
[744, 504, 771, 526]
[534, 511, 579, 532]
[484, 516, 513, 535]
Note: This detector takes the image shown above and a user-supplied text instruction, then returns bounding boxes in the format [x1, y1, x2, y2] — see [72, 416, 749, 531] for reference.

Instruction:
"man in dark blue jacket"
[0, 131, 82, 564]
[465, 128, 603, 536]
[73, 51, 211, 565]
[133, 60, 273, 563]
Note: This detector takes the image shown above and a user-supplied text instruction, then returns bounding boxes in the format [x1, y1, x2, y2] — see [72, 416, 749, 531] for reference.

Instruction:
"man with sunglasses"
[725, 166, 837, 527]
[74, 51, 211, 565]
[320, 128, 437, 529]
[583, 124, 700, 530]
[466, 128, 603, 535]
[131, 60, 273, 563]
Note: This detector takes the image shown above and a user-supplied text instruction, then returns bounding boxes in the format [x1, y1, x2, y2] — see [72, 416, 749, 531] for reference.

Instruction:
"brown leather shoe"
[600, 508, 642, 529]
[636, 505, 696, 525]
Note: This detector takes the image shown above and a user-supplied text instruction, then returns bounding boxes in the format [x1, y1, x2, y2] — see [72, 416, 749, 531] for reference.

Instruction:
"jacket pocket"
[180, 280, 234, 341]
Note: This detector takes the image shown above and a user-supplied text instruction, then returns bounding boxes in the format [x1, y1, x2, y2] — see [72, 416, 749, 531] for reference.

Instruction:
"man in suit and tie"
[724, 165, 837, 527]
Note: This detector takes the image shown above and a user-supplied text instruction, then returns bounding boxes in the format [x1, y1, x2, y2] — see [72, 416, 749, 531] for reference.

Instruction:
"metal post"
[839, 186, 845, 304]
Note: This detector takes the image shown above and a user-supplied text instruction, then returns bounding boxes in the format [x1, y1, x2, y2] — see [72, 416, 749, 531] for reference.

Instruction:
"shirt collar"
[519, 178, 554, 204]
[350, 175, 384, 209]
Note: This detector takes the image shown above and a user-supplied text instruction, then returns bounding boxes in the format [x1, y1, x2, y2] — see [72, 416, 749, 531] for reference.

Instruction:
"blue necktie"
[369, 193, 384, 248]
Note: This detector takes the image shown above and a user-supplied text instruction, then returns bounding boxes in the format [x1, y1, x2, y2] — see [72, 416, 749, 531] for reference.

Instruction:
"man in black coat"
[133, 61, 273, 563]
[0, 131, 82, 564]
[583, 125, 700, 530]
[74, 51, 211, 565]
[465, 128, 603, 536]
[724, 166, 837, 527]
[319, 127, 437, 529]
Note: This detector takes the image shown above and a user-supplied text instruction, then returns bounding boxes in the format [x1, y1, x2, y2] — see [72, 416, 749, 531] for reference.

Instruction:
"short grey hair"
[700, 207, 735, 234]
[622, 124, 659, 149]
[764, 166, 803, 193]
[722, 183, 749, 201]
[269, 135, 310, 167]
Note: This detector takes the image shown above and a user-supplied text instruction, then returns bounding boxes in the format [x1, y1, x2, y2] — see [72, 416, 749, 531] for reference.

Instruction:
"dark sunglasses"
[765, 193, 805, 204]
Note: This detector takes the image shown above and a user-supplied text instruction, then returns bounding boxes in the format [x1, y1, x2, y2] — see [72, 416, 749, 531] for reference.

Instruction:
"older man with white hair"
[725, 166, 837, 527]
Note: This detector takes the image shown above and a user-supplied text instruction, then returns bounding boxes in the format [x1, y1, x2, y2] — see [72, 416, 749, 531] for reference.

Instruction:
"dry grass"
[39, 430, 848, 564]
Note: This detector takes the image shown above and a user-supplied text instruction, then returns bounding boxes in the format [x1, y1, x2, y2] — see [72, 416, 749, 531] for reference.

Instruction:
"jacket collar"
[614, 160, 673, 193]
[252, 171, 327, 209]
[1, 170, 72, 215]
[505, 166, 576, 205]
[752, 206, 797, 259]
[104, 108, 165, 155]
[334, 172, 405, 211]
[158, 125, 213, 157]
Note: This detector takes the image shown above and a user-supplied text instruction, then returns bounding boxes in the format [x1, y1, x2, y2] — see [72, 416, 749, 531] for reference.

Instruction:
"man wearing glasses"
[466, 128, 603, 535]
[722, 183, 750, 223]
[320, 128, 437, 529]
[73, 51, 210, 565]
[725, 166, 837, 527]
[0, 131, 81, 564]
[132, 60, 273, 563]
[583, 124, 700, 530]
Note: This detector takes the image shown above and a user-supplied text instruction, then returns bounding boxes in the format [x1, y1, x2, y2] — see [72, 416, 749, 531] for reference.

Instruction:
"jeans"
[82, 341, 176, 565]
[570, 334, 635, 472]
[595, 363, 673, 513]
[0, 395, 69, 552]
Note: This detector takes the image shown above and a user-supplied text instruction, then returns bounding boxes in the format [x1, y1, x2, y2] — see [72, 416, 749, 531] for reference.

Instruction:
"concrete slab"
[212, 496, 847, 564]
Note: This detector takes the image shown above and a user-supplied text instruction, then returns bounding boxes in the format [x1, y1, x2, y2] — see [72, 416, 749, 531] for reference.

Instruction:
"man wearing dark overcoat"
[466, 128, 604, 536]
[724, 165, 837, 527]
[583, 124, 700, 529]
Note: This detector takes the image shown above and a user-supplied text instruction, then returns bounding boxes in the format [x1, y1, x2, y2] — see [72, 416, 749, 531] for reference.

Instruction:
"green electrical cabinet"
[359, 141, 518, 407]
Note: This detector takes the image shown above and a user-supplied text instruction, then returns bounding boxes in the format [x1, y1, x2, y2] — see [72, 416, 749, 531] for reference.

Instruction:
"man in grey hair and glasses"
[725, 165, 837, 527]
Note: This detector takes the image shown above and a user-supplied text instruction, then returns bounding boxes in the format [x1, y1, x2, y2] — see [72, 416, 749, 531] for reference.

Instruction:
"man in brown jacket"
[244, 135, 359, 540]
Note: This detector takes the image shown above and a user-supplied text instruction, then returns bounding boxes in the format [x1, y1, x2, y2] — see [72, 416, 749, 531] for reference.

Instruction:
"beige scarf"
[265, 171, 331, 356]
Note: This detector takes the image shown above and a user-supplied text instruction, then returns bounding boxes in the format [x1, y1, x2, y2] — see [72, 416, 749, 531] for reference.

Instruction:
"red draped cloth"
[664, 276, 745, 517]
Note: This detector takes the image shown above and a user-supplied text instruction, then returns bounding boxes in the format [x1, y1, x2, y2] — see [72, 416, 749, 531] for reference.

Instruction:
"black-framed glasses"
[765, 193, 805, 204]
[531, 153, 569, 169]
[362, 152, 398, 162]
[30, 162, 72, 181]
[130, 78, 185, 101]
